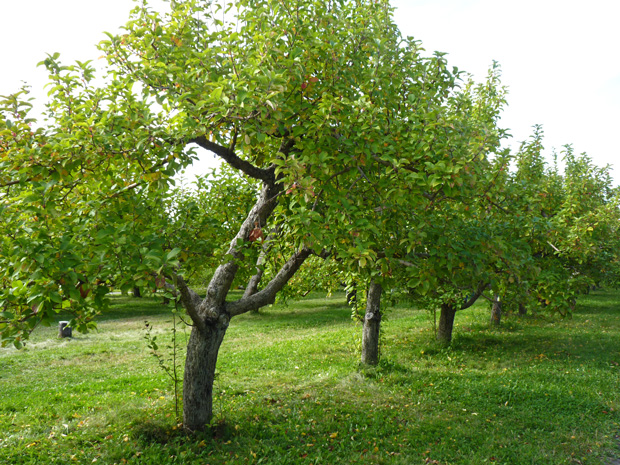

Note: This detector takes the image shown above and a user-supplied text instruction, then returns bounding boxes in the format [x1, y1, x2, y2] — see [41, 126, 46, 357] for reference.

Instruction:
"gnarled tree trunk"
[183, 316, 228, 431]
[361, 281, 382, 366]
[172, 137, 317, 431]
[437, 303, 457, 344]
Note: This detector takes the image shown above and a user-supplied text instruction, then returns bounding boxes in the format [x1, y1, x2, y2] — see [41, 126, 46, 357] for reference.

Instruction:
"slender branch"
[487, 198, 511, 214]
[108, 182, 140, 199]
[173, 274, 206, 333]
[242, 233, 272, 298]
[460, 281, 488, 310]
[0, 179, 24, 188]
[226, 247, 313, 316]
[190, 135, 275, 183]
[311, 166, 353, 211]
[229, 125, 238, 152]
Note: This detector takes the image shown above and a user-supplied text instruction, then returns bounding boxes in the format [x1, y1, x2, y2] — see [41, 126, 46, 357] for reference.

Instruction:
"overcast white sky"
[1, 0, 619, 183]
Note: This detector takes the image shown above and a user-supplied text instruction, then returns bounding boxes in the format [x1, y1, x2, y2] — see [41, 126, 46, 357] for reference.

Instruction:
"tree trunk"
[568, 297, 576, 313]
[490, 294, 501, 326]
[182, 317, 229, 431]
[361, 281, 382, 365]
[172, 141, 310, 431]
[132, 286, 141, 298]
[518, 302, 527, 316]
[437, 303, 457, 344]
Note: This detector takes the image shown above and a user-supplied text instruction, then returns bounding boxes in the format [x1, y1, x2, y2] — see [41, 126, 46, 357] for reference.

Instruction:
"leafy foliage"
[1, 0, 619, 429]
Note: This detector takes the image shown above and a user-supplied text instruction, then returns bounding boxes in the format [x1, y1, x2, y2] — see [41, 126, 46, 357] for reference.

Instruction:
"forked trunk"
[183, 318, 228, 431]
[174, 142, 303, 431]
[437, 303, 457, 344]
[490, 294, 502, 326]
[361, 281, 382, 365]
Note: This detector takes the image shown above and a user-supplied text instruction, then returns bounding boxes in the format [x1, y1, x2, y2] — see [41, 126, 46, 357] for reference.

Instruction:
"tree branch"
[242, 228, 280, 298]
[199, 179, 283, 311]
[226, 247, 313, 316]
[108, 182, 140, 199]
[0, 179, 23, 188]
[460, 281, 488, 310]
[190, 135, 275, 183]
[173, 274, 206, 333]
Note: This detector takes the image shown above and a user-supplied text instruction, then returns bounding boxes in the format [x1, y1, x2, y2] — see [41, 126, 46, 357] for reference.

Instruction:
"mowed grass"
[1, 290, 619, 465]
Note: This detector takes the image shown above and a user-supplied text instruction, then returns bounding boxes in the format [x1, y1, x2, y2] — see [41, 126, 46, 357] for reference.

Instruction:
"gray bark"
[361, 281, 382, 366]
[176, 138, 314, 431]
[201, 181, 282, 310]
[182, 316, 228, 431]
[243, 264, 265, 299]
[437, 303, 457, 344]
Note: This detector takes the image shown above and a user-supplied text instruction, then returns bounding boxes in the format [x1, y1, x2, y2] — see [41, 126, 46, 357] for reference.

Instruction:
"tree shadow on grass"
[573, 289, 620, 316]
[96, 296, 174, 321]
[234, 297, 352, 330]
[449, 329, 620, 366]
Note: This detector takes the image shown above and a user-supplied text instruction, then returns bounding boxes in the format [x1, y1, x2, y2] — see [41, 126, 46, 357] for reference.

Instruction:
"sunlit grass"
[1, 290, 619, 464]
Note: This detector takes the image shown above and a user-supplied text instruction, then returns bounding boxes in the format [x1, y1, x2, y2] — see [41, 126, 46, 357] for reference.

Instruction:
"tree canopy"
[1, 0, 618, 430]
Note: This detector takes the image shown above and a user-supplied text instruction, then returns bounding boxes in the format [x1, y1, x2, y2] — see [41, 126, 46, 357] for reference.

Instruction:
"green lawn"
[1, 290, 619, 464]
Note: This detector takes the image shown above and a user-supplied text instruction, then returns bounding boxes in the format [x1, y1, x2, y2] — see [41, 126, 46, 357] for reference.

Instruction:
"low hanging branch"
[461, 281, 489, 310]
[190, 136, 275, 183]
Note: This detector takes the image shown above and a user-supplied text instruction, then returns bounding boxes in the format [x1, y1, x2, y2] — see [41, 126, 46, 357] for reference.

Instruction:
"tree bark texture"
[361, 281, 382, 366]
[437, 303, 457, 344]
[177, 139, 311, 431]
[490, 294, 501, 326]
[182, 317, 228, 431]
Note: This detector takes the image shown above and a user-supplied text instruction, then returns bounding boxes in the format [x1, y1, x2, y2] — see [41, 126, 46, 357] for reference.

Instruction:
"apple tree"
[510, 129, 620, 316]
[0, 0, 557, 430]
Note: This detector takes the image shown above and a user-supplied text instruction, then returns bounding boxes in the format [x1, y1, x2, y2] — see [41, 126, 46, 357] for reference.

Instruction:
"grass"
[0, 290, 619, 464]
